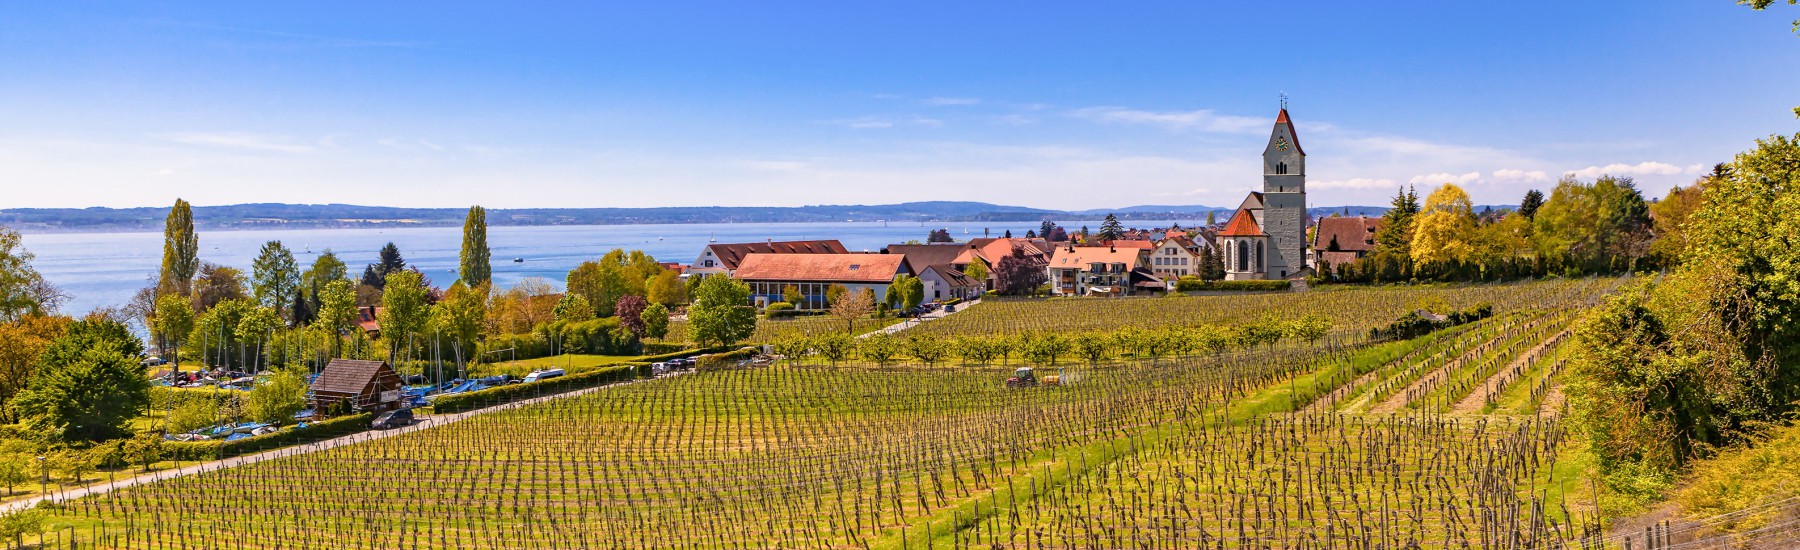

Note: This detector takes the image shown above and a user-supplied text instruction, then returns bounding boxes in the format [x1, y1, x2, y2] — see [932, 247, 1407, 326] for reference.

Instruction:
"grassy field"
[30, 278, 1625, 548]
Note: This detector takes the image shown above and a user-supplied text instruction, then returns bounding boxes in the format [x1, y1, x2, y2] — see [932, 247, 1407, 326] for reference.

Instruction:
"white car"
[522, 369, 565, 383]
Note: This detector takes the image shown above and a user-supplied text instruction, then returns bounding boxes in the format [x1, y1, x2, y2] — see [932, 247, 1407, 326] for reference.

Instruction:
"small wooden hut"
[310, 359, 404, 414]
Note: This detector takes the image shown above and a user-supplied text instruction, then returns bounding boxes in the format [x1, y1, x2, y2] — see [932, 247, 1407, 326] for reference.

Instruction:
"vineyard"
[29, 277, 1633, 549]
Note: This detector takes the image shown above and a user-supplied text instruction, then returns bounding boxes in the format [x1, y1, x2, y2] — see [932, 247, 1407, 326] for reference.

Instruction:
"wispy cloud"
[1313, 177, 1399, 190]
[821, 115, 943, 129]
[1490, 169, 1549, 183]
[1071, 106, 1266, 133]
[1563, 161, 1698, 179]
[1409, 171, 1483, 186]
[153, 132, 313, 153]
[923, 97, 981, 106]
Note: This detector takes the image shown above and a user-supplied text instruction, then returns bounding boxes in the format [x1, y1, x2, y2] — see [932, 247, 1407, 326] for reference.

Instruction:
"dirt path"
[1370, 347, 1477, 414]
[1538, 384, 1566, 417]
[1302, 369, 1381, 414]
[0, 372, 678, 514]
[1449, 329, 1568, 414]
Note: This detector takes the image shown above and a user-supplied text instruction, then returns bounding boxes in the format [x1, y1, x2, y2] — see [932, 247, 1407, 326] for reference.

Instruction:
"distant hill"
[0, 201, 1516, 233]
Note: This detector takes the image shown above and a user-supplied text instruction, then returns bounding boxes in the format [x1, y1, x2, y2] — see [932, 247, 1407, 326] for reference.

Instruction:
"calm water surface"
[21, 220, 1195, 316]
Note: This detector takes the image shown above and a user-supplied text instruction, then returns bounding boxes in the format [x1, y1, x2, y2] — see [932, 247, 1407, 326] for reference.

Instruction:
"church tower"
[1260, 107, 1307, 278]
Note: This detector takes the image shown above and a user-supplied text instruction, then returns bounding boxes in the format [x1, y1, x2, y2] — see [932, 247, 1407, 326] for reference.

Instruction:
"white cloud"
[152, 132, 313, 153]
[1564, 161, 1686, 179]
[1409, 171, 1482, 185]
[1313, 177, 1398, 190]
[1071, 106, 1266, 133]
[1490, 169, 1549, 183]
[822, 115, 943, 129]
[923, 97, 980, 106]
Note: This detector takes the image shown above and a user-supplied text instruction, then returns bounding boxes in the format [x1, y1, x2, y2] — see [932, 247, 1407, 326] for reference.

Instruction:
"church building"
[1219, 107, 1308, 280]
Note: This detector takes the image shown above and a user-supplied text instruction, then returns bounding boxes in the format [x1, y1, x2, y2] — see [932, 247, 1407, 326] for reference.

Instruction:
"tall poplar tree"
[159, 199, 199, 296]
[459, 205, 491, 287]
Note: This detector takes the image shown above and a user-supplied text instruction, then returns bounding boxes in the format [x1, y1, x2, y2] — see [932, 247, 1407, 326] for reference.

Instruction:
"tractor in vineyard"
[1005, 367, 1060, 388]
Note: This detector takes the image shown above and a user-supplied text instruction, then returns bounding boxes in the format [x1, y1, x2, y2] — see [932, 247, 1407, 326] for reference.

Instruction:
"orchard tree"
[829, 287, 875, 333]
[963, 257, 988, 287]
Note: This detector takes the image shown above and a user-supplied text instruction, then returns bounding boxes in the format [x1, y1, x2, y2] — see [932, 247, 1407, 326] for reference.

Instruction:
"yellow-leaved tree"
[1409, 183, 1478, 274]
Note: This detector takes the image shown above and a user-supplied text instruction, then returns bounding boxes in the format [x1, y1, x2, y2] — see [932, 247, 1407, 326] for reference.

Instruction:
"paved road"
[861, 300, 980, 338]
[0, 373, 675, 514]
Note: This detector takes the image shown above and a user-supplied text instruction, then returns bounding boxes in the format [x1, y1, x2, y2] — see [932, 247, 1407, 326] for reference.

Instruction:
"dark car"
[371, 409, 414, 430]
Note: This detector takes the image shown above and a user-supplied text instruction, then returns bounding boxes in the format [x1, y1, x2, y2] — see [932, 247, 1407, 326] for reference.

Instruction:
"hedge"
[1172, 279, 1293, 292]
[429, 365, 640, 413]
[162, 413, 373, 461]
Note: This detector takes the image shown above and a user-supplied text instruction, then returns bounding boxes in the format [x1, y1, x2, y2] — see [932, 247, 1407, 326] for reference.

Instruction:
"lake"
[20, 219, 1197, 316]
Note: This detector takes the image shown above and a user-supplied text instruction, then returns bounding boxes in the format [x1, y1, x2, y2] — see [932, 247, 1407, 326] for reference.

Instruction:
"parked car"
[371, 409, 414, 430]
[522, 368, 565, 383]
[651, 362, 670, 375]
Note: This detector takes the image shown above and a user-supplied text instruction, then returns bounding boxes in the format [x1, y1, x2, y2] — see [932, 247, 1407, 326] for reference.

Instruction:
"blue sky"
[2, 2, 1797, 210]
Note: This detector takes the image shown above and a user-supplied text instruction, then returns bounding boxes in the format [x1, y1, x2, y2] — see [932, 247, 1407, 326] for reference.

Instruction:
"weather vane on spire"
[1279, 92, 1288, 110]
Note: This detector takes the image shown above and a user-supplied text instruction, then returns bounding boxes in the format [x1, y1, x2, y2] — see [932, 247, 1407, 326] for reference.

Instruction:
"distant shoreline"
[2, 201, 1406, 234]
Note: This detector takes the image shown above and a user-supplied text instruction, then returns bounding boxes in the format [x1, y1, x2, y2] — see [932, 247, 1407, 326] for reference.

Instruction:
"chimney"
[1110, 244, 1116, 253]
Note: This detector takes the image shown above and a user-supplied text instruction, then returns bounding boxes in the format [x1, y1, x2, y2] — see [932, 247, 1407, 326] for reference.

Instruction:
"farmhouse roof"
[707, 240, 848, 270]
[1313, 216, 1380, 252]
[883, 244, 969, 275]
[923, 264, 979, 288]
[1219, 209, 1265, 238]
[734, 253, 905, 283]
[1048, 246, 1143, 270]
[1105, 239, 1156, 250]
[312, 359, 391, 396]
[955, 238, 1048, 267]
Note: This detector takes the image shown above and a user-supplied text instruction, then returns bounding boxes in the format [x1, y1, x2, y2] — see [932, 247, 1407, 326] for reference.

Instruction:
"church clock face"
[1274, 137, 1289, 152]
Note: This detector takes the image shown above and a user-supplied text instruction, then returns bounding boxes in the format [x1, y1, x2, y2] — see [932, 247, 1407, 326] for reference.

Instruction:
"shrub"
[1173, 279, 1292, 292]
[430, 365, 638, 413]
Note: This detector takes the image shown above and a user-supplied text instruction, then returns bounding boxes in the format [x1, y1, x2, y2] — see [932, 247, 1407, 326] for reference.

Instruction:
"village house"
[1148, 235, 1204, 279]
[1312, 216, 1380, 271]
[917, 264, 983, 301]
[1046, 244, 1161, 296]
[309, 358, 404, 414]
[732, 253, 906, 310]
[951, 238, 1052, 291]
[688, 239, 848, 278]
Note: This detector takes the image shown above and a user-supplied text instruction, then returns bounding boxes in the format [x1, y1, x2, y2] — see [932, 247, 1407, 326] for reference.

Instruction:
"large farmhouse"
[688, 240, 848, 278]
[733, 253, 906, 310]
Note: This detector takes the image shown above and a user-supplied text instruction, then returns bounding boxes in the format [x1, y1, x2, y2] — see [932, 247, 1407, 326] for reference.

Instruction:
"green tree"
[781, 285, 803, 306]
[0, 225, 58, 322]
[301, 250, 348, 308]
[1518, 189, 1545, 221]
[361, 243, 407, 290]
[646, 270, 687, 306]
[1533, 175, 1652, 273]
[191, 298, 252, 368]
[552, 293, 594, 322]
[11, 318, 150, 442]
[641, 303, 670, 339]
[567, 260, 630, 317]
[0, 455, 29, 495]
[1649, 171, 1714, 267]
[245, 365, 308, 424]
[251, 240, 300, 320]
[963, 257, 988, 285]
[234, 306, 282, 371]
[378, 269, 430, 362]
[159, 199, 198, 296]
[165, 398, 217, 434]
[902, 276, 925, 310]
[314, 280, 356, 358]
[858, 334, 901, 364]
[687, 276, 755, 347]
[120, 433, 163, 473]
[429, 282, 487, 370]
[1097, 214, 1124, 242]
[1371, 186, 1421, 280]
[459, 205, 492, 287]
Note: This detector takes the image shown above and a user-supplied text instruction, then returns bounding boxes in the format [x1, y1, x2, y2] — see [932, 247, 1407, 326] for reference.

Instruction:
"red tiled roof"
[1313, 216, 1380, 253]
[734, 253, 905, 283]
[1048, 246, 1143, 270]
[1318, 251, 1364, 268]
[1219, 209, 1265, 237]
[955, 238, 1048, 266]
[923, 264, 980, 288]
[1106, 240, 1156, 250]
[707, 240, 847, 270]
